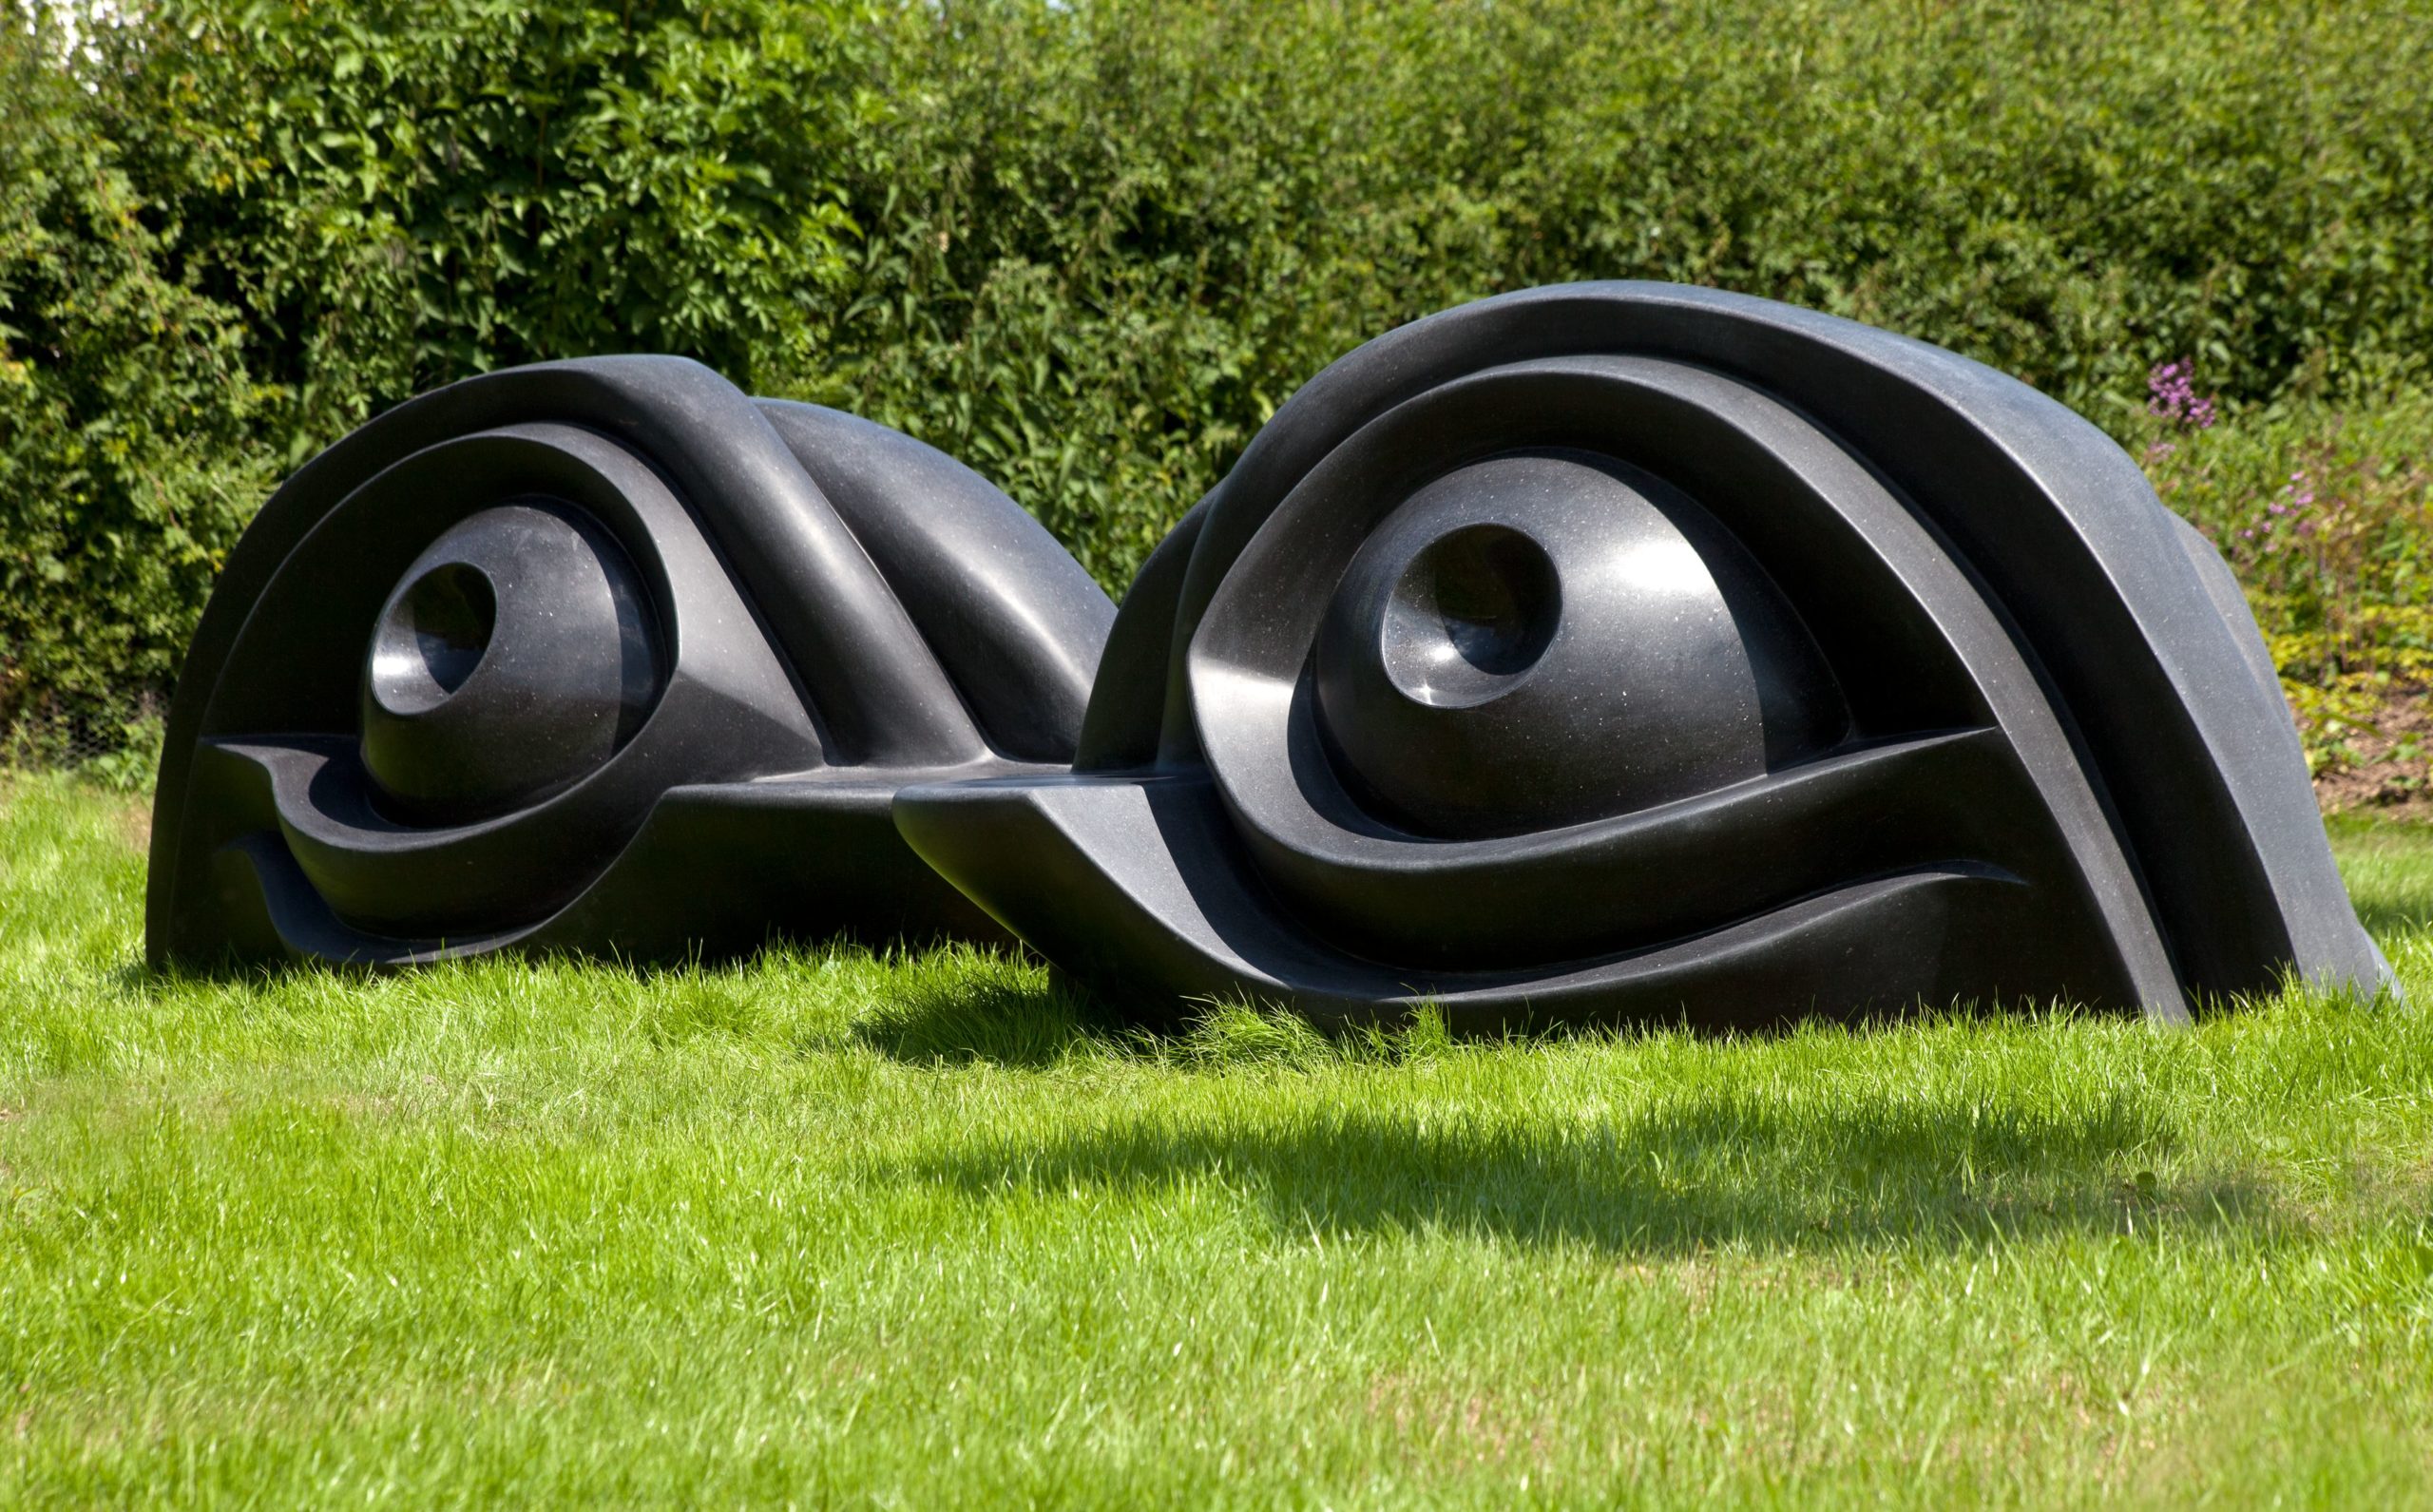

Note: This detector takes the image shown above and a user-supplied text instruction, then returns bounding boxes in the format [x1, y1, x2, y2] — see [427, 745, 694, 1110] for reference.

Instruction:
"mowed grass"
[2, 776, 2430, 1507]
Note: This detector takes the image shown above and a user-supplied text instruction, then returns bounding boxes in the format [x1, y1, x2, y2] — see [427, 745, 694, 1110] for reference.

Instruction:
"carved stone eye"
[1312, 451, 1842, 837]
[897, 282, 2387, 1029]
[359, 504, 661, 823]
[146, 357, 1112, 967]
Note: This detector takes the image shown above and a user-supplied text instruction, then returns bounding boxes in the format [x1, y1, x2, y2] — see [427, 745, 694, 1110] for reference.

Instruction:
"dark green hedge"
[7, 0, 2433, 739]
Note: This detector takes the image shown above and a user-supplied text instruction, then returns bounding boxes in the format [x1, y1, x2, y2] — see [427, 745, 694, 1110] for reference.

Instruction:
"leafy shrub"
[99, 0, 880, 456]
[0, 11, 269, 752]
[7, 0, 2433, 747]
[2137, 373, 2433, 775]
[816, 0, 2433, 584]
[4, 0, 877, 738]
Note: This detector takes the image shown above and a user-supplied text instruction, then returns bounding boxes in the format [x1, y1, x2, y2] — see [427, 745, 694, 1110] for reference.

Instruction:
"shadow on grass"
[904, 1096, 2272, 1254]
[854, 967, 1126, 1067]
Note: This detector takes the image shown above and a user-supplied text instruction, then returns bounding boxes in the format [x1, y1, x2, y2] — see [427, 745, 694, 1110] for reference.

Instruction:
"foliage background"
[6, 0, 2433, 767]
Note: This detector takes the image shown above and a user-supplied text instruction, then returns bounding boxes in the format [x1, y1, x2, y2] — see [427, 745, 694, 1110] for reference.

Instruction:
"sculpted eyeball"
[359, 504, 661, 823]
[1311, 451, 1843, 838]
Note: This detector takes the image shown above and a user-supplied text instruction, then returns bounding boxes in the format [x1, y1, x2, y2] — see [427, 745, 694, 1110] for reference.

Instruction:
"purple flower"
[2148, 358, 2218, 431]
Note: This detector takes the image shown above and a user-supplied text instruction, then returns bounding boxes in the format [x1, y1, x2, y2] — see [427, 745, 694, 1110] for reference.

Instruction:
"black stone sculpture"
[151, 282, 2384, 1030]
[145, 356, 1114, 967]
[895, 282, 2387, 1028]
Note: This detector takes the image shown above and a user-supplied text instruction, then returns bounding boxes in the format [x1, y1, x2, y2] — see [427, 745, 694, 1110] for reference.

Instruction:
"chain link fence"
[0, 688, 167, 794]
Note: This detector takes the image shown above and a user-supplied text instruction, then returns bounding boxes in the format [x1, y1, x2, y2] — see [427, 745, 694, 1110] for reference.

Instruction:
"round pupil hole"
[1406, 523, 1559, 676]
[390, 562, 496, 695]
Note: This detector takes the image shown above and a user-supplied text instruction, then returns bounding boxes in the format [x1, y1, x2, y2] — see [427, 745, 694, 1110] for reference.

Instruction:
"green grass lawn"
[3, 775, 2430, 1507]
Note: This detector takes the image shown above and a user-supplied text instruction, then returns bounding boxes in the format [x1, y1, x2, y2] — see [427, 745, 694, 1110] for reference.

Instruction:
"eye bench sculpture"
[148, 283, 2388, 1031]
